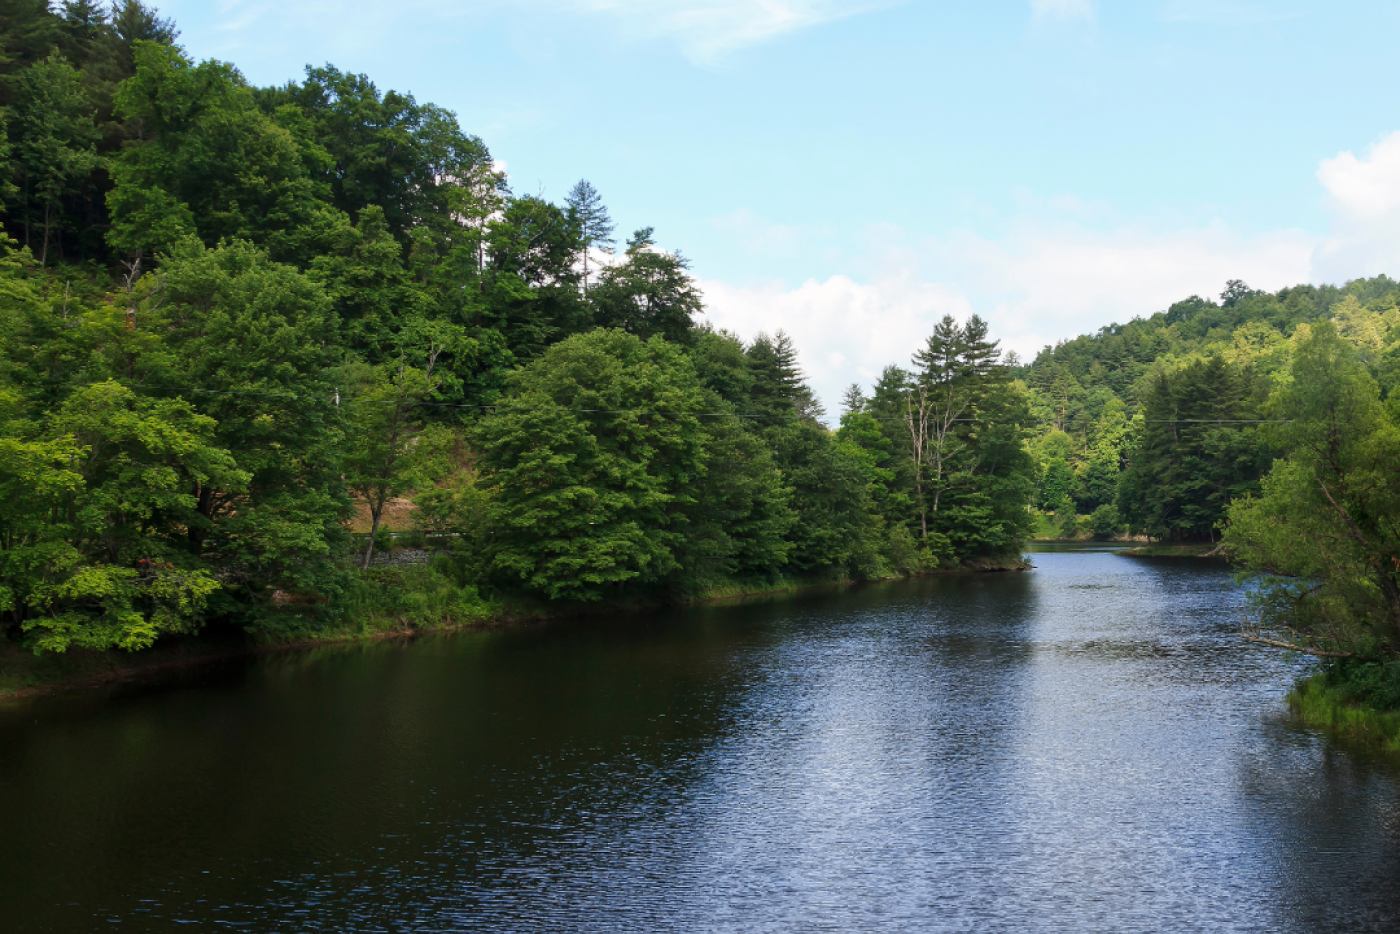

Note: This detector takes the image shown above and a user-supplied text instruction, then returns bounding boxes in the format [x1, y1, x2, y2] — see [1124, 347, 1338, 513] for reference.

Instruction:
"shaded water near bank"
[2, 547, 1399, 932]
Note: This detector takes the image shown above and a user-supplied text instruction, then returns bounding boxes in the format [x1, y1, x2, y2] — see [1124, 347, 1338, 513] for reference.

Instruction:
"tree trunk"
[363, 493, 387, 570]
[189, 484, 214, 554]
[40, 202, 52, 266]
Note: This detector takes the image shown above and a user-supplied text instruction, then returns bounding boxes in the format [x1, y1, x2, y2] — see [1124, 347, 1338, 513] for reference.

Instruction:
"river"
[2, 546, 1399, 932]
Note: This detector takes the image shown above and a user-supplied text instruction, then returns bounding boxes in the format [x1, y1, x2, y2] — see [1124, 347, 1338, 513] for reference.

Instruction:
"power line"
[117, 381, 1289, 426]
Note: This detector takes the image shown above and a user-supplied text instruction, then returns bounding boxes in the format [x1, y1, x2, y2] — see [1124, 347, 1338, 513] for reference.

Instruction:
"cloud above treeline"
[700, 134, 1400, 419]
[1158, 0, 1306, 25]
[168, 0, 910, 65]
[175, 0, 1115, 68]
[559, 0, 905, 62]
[1030, 0, 1095, 23]
[1314, 131, 1400, 283]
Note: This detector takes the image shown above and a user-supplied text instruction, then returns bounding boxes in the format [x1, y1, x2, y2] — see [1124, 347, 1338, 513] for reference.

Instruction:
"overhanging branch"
[1238, 633, 1360, 658]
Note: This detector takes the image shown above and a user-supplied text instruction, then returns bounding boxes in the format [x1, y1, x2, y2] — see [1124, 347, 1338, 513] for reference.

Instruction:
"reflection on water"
[1, 549, 1398, 932]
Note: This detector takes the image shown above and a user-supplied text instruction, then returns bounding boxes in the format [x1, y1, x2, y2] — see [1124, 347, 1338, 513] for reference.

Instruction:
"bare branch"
[1239, 633, 1361, 658]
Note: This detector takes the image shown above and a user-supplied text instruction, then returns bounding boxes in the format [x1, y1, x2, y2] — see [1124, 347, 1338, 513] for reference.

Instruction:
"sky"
[159, 0, 1400, 415]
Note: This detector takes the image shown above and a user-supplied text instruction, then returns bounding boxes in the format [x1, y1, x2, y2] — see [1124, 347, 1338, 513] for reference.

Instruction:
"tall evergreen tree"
[12, 53, 101, 264]
[747, 330, 818, 420]
[0, 0, 60, 106]
[1116, 355, 1272, 541]
[565, 178, 614, 297]
[57, 0, 107, 66]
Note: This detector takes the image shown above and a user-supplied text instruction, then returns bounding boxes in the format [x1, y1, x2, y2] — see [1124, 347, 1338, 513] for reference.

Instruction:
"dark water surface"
[3, 549, 1400, 932]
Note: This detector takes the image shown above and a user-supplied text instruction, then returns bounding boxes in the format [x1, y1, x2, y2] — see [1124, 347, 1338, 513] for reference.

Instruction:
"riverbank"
[1026, 537, 1223, 558]
[1289, 673, 1400, 754]
[1117, 542, 1226, 557]
[0, 552, 1031, 701]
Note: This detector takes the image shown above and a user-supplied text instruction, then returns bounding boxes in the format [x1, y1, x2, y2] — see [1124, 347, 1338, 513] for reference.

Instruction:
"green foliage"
[0, 381, 237, 653]
[472, 330, 710, 600]
[565, 178, 614, 296]
[1053, 499, 1080, 539]
[1225, 323, 1400, 658]
[1288, 673, 1400, 752]
[768, 419, 880, 575]
[1116, 355, 1273, 541]
[591, 228, 701, 345]
[118, 239, 353, 621]
[1020, 273, 1400, 553]
[344, 346, 454, 569]
[347, 560, 496, 631]
[484, 194, 586, 357]
[0, 5, 1060, 656]
[892, 315, 1035, 559]
[273, 65, 493, 246]
[747, 329, 819, 419]
[11, 52, 100, 264]
[1318, 660, 1400, 713]
[683, 412, 795, 585]
[108, 42, 330, 262]
[1090, 504, 1120, 539]
[688, 325, 756, 412]
[309, 205, 424, 360]
[1040, 458, 1075, 511]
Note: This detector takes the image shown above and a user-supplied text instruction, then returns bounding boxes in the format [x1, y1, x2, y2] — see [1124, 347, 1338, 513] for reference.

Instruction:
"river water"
[2, 547, 1399, 932]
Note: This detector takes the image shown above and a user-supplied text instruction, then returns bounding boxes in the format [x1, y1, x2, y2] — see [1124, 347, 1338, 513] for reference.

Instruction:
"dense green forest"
[0, 1, 1034, 655]
[1019, 277, 1400, 540]
[1019, 276, 1400, 670]
[2, 3, 1398, 679]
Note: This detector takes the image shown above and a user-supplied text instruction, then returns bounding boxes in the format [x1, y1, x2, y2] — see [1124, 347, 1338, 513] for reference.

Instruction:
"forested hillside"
[0, 2, 1035, 655]
[1018, 277, 1400, 541]
[1019, 275, 1400, 665]
[5, 2, 1397, 668]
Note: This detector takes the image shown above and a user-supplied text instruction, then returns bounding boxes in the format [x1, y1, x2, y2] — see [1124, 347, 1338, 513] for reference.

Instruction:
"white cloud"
[710, 208, 840, 260]
[1314, 131, 1400, 283]
[1159, 0, 1305, 25]
[567, 0, 903, 62]
[711, 208, 806, 256]
[946, 220, 1313, 357]
[699, 217, 1315, 418]
[700, 274, 972, 418]
[1030, 0, 1095, 23]
[699, 132, 1400, 417]
[168, 0, 901, 66]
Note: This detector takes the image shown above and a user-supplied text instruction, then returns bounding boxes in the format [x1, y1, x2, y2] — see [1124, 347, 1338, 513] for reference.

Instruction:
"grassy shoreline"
[1288, 674, 1400, 754]
[0, 553, 1030, 702]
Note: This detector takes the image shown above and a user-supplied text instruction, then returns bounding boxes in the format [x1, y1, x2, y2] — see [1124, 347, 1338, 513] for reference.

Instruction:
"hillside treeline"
[0, 2, 1034, 654]
[1022, 278, 1400, 662]
[1020, 277, 1400, 539]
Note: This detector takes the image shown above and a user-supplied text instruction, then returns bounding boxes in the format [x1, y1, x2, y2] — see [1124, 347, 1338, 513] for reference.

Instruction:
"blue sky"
[160, 0, 1400, 413]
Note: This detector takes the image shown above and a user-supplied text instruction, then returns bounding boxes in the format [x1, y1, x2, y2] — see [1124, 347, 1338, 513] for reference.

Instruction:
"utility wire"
[117, 382, 1290, 425]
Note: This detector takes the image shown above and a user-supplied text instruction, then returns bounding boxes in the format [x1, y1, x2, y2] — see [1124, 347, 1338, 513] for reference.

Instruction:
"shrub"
[1090, 504, 1121, 539]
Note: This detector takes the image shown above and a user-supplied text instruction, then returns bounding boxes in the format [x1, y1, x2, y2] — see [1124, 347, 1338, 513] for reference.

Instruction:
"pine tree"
[0, 2, 62, 112]
[565, 178, 614, 297]
[13, 53, 102, 264]
[747, 330, 819, 420]
[58, 0, 107, 66]
[841, 383, 867, 416]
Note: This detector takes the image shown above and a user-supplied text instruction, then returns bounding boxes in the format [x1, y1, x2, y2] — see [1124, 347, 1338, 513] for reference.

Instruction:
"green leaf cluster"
[0, 4, 1050, 653]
